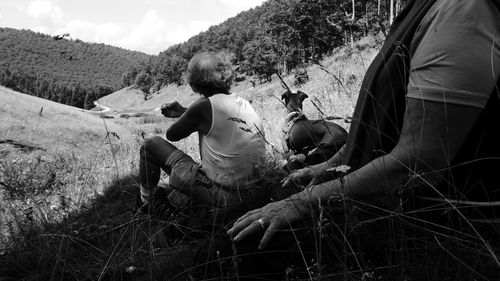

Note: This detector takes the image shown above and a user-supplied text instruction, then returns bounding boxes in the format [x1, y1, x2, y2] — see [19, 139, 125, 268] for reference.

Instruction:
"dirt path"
[82, 101, 111, 114]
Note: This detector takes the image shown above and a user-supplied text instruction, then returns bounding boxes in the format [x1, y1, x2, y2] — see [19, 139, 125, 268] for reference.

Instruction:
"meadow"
[1, 34, 499, 280]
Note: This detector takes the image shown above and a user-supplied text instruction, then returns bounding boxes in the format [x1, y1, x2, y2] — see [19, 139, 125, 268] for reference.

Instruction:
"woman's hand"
[227, 194, 312, 249]
[289, 153, 306, 163]
[281, 166, 322, 188]
[161, 101, 186, 118]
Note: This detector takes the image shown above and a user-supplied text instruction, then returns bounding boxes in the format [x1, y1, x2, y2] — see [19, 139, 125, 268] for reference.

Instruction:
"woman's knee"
[140, 136, 169, 157]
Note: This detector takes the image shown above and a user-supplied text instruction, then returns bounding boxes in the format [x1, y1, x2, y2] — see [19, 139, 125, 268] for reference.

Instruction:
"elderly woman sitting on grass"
[137, 52, 268, 218]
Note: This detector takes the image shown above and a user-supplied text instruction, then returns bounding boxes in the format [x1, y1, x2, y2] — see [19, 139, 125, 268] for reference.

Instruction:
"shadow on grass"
[1, 173, 500, 281]
[0, 174, 198, 281]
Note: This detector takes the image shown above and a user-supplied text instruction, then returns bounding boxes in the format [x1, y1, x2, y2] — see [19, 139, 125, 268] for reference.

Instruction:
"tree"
[121, 67, 138, 87]
[134, 70, 153, 100]
[83, 89, 95, 110]
[155, 54, 188, 86]
[242, 37, 279, 82]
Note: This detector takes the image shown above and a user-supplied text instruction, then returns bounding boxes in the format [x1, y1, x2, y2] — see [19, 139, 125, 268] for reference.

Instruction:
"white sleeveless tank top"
[200, 93, 266, 188]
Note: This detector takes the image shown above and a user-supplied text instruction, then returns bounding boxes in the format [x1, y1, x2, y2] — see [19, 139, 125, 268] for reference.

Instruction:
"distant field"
[0, 86, 138, 246]
[0, 86, 130, 153]
[98, 84, 199, 113]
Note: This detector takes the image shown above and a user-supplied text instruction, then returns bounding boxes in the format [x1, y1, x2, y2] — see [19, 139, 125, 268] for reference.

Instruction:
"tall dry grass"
[1, 34, 499, 280]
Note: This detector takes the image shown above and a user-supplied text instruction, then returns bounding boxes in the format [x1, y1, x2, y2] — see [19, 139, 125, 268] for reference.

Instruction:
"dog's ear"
[297, 90, 309, 102]
[281, 91, 291, 105]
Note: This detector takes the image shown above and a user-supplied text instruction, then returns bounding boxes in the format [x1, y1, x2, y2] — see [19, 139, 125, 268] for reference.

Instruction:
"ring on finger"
[257, 218, 265, 230]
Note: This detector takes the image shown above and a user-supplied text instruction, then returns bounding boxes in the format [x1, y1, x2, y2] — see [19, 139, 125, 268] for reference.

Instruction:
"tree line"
[0, 28, 149, 109]
[127, 0, 408, 95]
[0, 0, 407, 107]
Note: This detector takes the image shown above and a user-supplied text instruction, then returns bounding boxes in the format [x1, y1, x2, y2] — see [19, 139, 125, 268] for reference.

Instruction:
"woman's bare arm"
[166, 98, 211, 141]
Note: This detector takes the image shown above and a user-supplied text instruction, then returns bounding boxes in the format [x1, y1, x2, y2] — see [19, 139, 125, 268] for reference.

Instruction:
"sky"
[0, 0, 266, 55]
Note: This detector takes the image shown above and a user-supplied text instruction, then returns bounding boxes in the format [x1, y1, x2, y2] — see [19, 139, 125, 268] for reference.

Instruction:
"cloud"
[189, 21, 214, 34]
[34, 9, 214, 55]
[217, 0, 266, 10]
[118, 10, 167, 53]
[118, 11, 213, 54]
[165, 20, 213, 45]
[56, 20, 126, 43]
[32, 26, 51, 34]
[5, 0, 266, 55]
[27, 0, 63, 26]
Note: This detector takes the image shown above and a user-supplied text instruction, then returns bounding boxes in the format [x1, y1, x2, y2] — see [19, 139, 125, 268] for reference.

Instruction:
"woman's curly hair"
[186, 52, 234, 97]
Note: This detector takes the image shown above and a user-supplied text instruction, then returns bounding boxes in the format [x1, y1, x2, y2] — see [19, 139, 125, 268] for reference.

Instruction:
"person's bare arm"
[230, 97, 483, 249]
[166, 98, 211, 141]
[311, 97, 482, 198]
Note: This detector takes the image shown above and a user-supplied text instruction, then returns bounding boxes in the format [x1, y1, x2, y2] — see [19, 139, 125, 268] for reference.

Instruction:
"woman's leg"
[139, 135, 220, 210]
[139, 136, 178, 206]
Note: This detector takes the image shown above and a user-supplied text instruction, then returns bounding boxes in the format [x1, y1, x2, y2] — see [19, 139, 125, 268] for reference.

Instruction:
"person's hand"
[289, 153, 306, 163]
[227, 195, 311, 249]
[281, 166, 318, 188]
[161, 101, 186, 118]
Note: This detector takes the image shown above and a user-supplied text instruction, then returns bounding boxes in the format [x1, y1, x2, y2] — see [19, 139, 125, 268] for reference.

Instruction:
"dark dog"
[281, 90, 348, 171]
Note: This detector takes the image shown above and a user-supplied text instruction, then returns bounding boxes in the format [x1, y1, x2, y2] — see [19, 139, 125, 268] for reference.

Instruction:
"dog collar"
[284, 111, 306, 127]
[282, 111, 307, 155]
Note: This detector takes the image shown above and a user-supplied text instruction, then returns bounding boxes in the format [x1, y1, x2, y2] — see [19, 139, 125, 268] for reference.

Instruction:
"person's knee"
[140, 136, 166, 157]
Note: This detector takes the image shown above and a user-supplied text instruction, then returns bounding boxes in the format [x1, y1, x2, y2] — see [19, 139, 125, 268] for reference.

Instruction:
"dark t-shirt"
[408, 0, 500, 219]
[345, 0, 500, 220]
[407, 0, 500, 108]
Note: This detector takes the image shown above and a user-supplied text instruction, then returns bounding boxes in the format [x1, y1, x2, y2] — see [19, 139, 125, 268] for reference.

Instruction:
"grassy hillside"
[0, 86, 129, 153]
[0, 35, 377, 280]
[1, 35, 498, 280]
[98, 85, 199, 113]
[0, 85, 137, 246]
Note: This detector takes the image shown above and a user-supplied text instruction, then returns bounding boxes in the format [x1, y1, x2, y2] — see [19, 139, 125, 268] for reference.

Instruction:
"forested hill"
[0, 28, 150, 109]
[128, 0, 397, 96]
[0, 0, 402, 108]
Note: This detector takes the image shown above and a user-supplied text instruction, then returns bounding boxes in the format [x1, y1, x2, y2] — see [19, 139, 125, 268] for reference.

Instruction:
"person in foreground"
[138, 52, 267, 217]
[217, 0, 500, 278]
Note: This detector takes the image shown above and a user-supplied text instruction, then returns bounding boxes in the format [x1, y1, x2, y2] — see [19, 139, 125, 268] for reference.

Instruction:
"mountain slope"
[98, 85, 199, 113]
[0, 28, 151, 109]
[0, 85, 129, 154]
